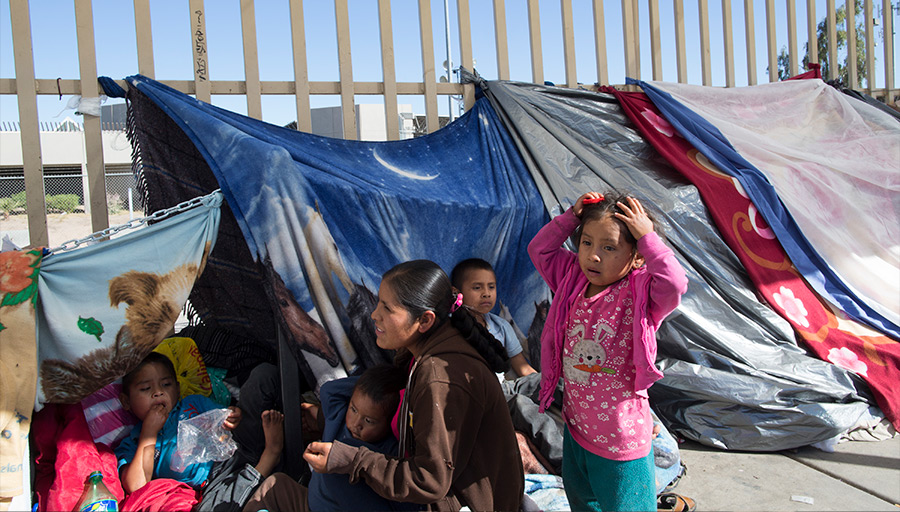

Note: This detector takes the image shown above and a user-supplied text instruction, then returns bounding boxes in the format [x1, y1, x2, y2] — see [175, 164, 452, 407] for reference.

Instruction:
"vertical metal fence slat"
[561, 0, 578, 88]
[883, 0, 895, 100]
[334, 0, 357, 139]
[190, 0, 211, 102]
[764, 0, 777, 82]
[134, 0, 155, 78]
[632, 0, 641, 73]
[592, 0, 608, 86]
[787, 0, 798, 76]
[699, 0, 712, 85]
[847, 0, 858, 88]
[417, 0, 439, 133]
[240, 0, 263, 120]
[493, 0, 510, 81]
[675, 0, 688, 83]
[378, 0, 399, 140]
[622, 0, 639, 81]
[75, 0, 109, 235]
[744, 0, 757, 85]
[827, 0, 837, 80]
[288, 0, 311, 132]
[722, 0, 735, 87]
[527, 0, 543, 85]
[806, 0, 818, 64]
[864, 0, 875, 95]
[648, 0, 662, 81]
[9, 0, 47, 246]
[456, 0, 475, 111]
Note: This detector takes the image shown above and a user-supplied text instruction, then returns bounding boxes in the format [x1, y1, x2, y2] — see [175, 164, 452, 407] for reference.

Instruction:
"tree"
[775, 3, 869, 87]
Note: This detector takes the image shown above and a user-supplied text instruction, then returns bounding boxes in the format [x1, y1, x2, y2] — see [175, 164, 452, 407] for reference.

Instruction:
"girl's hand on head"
[573, 192, 603, 218]
[223, 406, 242, 431]
[303, 441, 333, 473]
[614, 197, 654, 241]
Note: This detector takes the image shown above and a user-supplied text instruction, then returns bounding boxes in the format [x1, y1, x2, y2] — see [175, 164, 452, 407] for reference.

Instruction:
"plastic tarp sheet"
[121, 75, 549, 391]
[478, 78, 873, 450]
[638, 79, 900, 339]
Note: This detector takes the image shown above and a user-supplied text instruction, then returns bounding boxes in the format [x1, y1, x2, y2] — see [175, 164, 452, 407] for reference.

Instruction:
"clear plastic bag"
[170, 408, 238, 473]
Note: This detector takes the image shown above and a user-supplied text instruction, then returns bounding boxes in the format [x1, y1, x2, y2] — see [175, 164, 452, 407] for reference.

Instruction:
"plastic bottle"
[72, 471, 118, 512]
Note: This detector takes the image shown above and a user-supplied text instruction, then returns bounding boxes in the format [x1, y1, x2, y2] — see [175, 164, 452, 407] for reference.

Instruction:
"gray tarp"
[476, 77, 874, 451]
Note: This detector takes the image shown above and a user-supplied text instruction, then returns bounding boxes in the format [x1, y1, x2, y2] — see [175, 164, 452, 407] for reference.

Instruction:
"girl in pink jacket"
[528, 191, 688, 511]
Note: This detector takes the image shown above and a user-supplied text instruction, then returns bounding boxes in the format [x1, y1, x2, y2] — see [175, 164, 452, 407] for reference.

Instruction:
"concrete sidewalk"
[670, 434, 899, 511]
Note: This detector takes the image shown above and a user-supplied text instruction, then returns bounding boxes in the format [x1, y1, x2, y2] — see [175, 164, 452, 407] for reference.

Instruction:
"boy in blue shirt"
[116, 352, 284, 511]
[450, 258, 537, 381]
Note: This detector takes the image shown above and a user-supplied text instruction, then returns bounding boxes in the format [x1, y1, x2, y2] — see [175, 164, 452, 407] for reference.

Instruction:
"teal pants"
[562, 426, 656, 512]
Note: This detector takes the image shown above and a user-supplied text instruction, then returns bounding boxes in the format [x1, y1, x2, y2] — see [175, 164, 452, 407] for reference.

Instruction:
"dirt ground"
[1, 211, 139, 248]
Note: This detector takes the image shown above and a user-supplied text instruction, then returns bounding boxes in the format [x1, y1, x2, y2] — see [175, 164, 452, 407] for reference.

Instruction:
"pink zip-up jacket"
[528, 208, 688, 412]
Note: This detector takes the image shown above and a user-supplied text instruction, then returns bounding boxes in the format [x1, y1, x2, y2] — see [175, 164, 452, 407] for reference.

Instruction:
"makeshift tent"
[115, 74, 548, 393]
[477, 77, 890, 449]
[100, 74, 896, 451]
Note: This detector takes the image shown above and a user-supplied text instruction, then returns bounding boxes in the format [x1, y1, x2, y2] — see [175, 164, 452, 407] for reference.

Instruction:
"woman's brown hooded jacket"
[325, 321, 525, 511]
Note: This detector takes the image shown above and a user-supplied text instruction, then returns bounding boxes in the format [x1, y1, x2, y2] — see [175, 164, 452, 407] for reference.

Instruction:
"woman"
[304, 260, 524, 511]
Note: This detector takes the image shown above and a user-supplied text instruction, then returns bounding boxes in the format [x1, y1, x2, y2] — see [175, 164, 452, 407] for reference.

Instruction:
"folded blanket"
[32, 403, 124, 512]
[524, 474, 570, 511]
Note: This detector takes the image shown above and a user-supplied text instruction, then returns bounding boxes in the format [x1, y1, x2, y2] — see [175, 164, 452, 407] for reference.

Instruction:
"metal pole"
[444, 0, 453, 122]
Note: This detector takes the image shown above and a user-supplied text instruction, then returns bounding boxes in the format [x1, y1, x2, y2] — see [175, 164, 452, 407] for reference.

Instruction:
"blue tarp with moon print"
[121, 75, 549, 390]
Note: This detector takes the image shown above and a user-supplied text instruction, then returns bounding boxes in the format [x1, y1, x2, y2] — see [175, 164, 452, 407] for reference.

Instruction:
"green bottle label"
[80, 499, 118, 512]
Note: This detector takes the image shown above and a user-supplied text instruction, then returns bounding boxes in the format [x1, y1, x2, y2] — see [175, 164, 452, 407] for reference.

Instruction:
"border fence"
[1, 0, 897, 247]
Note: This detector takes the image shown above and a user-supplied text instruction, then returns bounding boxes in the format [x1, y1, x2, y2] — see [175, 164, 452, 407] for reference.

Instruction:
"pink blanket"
[32, 403, 199, 512]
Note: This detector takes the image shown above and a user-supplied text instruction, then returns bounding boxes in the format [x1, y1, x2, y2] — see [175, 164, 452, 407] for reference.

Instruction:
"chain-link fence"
[0, 169, 145, 217]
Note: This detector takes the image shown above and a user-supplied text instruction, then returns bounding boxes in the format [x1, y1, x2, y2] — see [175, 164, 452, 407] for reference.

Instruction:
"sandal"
[657, 493, 697, 512]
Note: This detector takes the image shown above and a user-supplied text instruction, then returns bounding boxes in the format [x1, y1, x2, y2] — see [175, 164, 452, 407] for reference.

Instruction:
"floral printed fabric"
[640, 78, 899, 339]
[563, 279, 652, 461]
[613, 88, 900, 431]
[0, 248, 43, 497]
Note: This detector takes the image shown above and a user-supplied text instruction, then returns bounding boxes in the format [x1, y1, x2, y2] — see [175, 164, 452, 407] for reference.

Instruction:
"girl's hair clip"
[583, 194, 605, 205]
[450, 292, 464, 313]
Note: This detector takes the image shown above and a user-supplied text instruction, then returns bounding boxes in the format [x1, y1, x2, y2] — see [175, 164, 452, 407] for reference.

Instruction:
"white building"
[310, 103, 417, 140]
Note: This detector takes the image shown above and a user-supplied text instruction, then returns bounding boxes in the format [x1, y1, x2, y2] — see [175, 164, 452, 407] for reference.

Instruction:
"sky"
[1, 0, 897, 128]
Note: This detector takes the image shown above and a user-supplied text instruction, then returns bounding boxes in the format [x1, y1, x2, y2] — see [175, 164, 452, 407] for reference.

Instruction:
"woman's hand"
[573, 192, 603, 218]
[303, 441, 333, 473]
[614, 196, 654, 241]
[223, 405, 242, 431]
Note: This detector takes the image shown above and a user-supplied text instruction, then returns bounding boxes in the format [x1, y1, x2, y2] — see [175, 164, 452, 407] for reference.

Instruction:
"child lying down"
[116, 352, 284, 511]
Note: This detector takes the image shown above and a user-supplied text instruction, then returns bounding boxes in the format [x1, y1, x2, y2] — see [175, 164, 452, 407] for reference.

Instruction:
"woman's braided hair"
[383, 260, 509, 374]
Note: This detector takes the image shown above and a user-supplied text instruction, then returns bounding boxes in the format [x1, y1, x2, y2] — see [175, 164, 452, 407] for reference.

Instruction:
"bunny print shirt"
[562, 278, 652, 461]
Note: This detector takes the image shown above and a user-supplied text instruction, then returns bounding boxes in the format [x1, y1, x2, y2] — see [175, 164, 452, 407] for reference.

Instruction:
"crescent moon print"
[372, 147, 439, 181]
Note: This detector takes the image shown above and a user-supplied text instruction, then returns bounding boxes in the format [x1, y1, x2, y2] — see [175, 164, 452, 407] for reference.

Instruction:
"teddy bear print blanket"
[34, 191, 222, 408]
